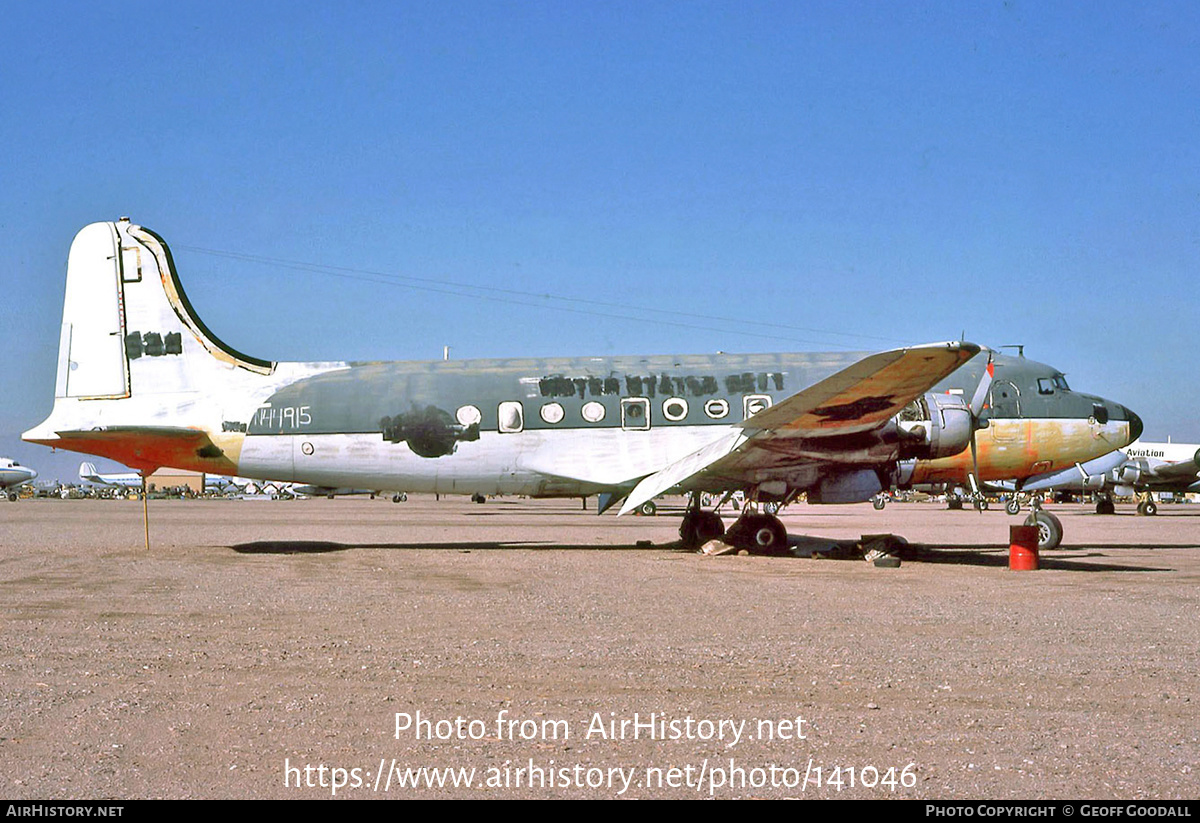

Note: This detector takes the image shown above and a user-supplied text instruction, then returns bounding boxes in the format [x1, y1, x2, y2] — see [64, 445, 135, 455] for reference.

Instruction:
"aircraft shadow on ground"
[229, 540, 1172, 570]
[229, 540, 666, 554]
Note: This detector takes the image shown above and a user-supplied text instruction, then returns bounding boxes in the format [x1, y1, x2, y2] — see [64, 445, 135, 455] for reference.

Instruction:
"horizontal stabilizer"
[37, 426, 237, 475]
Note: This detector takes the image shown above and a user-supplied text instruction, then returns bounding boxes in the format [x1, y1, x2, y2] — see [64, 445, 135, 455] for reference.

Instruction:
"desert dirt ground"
[1, 495, 1197, 799]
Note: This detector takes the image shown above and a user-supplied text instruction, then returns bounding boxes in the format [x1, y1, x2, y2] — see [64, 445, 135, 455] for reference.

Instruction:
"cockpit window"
[1037, 378, 1055, 395]
[1053, 375, 1069, 390]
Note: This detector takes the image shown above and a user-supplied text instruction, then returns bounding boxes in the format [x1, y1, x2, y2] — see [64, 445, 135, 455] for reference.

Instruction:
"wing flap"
[618, 429, 748, 515]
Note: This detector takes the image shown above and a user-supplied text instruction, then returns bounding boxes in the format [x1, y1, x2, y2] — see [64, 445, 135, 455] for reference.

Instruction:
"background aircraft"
[0, 457, 38, 501]
[25, 219, 1140, 553]
[1017, 439, 1200, 516]
[78, 461, 142, 489]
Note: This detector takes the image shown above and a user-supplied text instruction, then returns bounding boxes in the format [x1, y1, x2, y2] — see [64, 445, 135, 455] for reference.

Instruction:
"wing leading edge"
[618, 341, 980, 515]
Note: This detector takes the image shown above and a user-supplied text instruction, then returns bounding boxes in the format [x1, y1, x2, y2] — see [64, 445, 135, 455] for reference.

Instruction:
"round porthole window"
[581, 401, 606, 423]
[456, 405, 482, 427]
[663, 397, 688, 421]
[540, 402, 565, 424]
[704, 399, 729, 419]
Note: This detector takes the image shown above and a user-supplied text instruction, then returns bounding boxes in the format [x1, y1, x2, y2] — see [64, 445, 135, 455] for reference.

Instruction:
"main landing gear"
[1136, 494, 1158, 516]
[679, 492, 790, 555]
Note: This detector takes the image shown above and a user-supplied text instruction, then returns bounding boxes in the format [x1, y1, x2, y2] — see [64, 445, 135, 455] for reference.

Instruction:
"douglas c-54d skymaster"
[24, 219, 1141, 552]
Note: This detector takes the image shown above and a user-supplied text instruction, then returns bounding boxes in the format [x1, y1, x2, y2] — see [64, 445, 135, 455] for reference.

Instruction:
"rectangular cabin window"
[621, 397, 650, 431]
[743, 394, 772, 420]
[498, 401, 524, 433]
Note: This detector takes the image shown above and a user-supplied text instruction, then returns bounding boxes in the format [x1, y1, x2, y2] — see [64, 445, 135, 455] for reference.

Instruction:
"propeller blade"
[969, 349, 994, 418]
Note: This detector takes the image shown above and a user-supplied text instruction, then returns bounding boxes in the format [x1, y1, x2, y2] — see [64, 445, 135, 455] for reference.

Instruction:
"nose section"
[1121, 406, 1143, 444]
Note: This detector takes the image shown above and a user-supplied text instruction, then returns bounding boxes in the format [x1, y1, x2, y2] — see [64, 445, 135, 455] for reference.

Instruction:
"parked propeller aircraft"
[1016, 440, 1200, 516]
[1, 458, 38, 501]
[80, 461, 262, 496]
[78, 461, 143, 489]
[24, 219, 1141, 553]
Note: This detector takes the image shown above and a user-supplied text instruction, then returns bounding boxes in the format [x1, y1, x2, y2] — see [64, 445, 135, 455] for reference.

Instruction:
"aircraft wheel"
[762, 501, 781, 516]
[1096, 498, 1115, 515]
[1024, 511, 1063, 551]
[974, 498, 989, 512]
[472, 493, 486, 504]
[1141, 500, 1157, 516]
[638, 501, 657, 516]
[872, 496, 887, 510]
[1005, 498, 1021, 515]
[6, 492, 16, 502]
[727, 514, 789, 555]
[393, 493, 407, 503]
[680, 511, 725, 547]
[947, 497, 963, 510]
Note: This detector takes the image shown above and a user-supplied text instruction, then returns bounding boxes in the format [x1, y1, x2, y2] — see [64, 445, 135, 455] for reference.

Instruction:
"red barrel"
[1009, 525, 1039, 571]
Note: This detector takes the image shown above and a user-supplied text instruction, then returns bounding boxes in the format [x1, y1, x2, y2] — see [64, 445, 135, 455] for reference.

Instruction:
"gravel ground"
[1, 496, 1197, 799]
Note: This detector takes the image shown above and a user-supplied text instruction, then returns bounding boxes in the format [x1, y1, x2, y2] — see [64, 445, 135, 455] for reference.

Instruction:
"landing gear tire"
[638, 501, 657, 516]
[947, 497, 964, 511]
[726, 513, 789, 555]
[1024, 510, 1063, 551]
[392, 493, 407, 503]
[1137, 500, 1158, 516]
[6, 492, 16, 502]
[1005, 498, 1021, 516]
[762, 501, 782, 516]
[872, 495, 887, 510]
[974, 498, 989, 512]
[472, 493, 486, 504]
[680, 511, 725, 547]
[1096, 498, 1115, 515]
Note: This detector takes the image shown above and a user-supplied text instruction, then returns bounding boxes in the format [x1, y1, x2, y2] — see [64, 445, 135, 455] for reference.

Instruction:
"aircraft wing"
[1142, 455, 1200, 482]
[618, 342, 979, 515]
[1017, 450, 1129, 492]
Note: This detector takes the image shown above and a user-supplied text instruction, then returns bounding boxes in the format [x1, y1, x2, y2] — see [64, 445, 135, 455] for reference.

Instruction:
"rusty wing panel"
[740, 342, 979, 437]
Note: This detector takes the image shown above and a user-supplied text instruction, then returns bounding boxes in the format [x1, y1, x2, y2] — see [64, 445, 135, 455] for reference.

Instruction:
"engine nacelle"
[1114, 465, 1142, 485]
[896, 393, 973, 461]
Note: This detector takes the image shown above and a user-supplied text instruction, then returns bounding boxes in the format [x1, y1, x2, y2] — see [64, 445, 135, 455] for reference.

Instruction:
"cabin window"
[540, 402, 565, 424]
[581, 401, 606, 423]
[621, 397, 651, 431]
[498, 401, 524, 433]
[743, 394, 772, 420]
[456, 405, 482, 427]
[704, 399, 729, 419]
[662, 397, 688, 422]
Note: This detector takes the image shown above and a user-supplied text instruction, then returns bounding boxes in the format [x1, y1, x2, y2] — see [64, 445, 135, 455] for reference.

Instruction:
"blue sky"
[3, 1, 1198, 482]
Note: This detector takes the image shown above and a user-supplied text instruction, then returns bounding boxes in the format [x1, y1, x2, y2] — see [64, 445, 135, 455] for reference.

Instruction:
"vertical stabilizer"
[24, 219, 293, 474]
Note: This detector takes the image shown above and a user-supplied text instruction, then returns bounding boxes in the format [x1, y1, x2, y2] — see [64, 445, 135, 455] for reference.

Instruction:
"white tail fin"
[25, 219, 292, 474]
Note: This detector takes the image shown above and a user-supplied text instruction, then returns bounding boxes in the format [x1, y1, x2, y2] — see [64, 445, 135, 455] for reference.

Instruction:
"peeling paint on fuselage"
[233, 349, 1137, 496]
